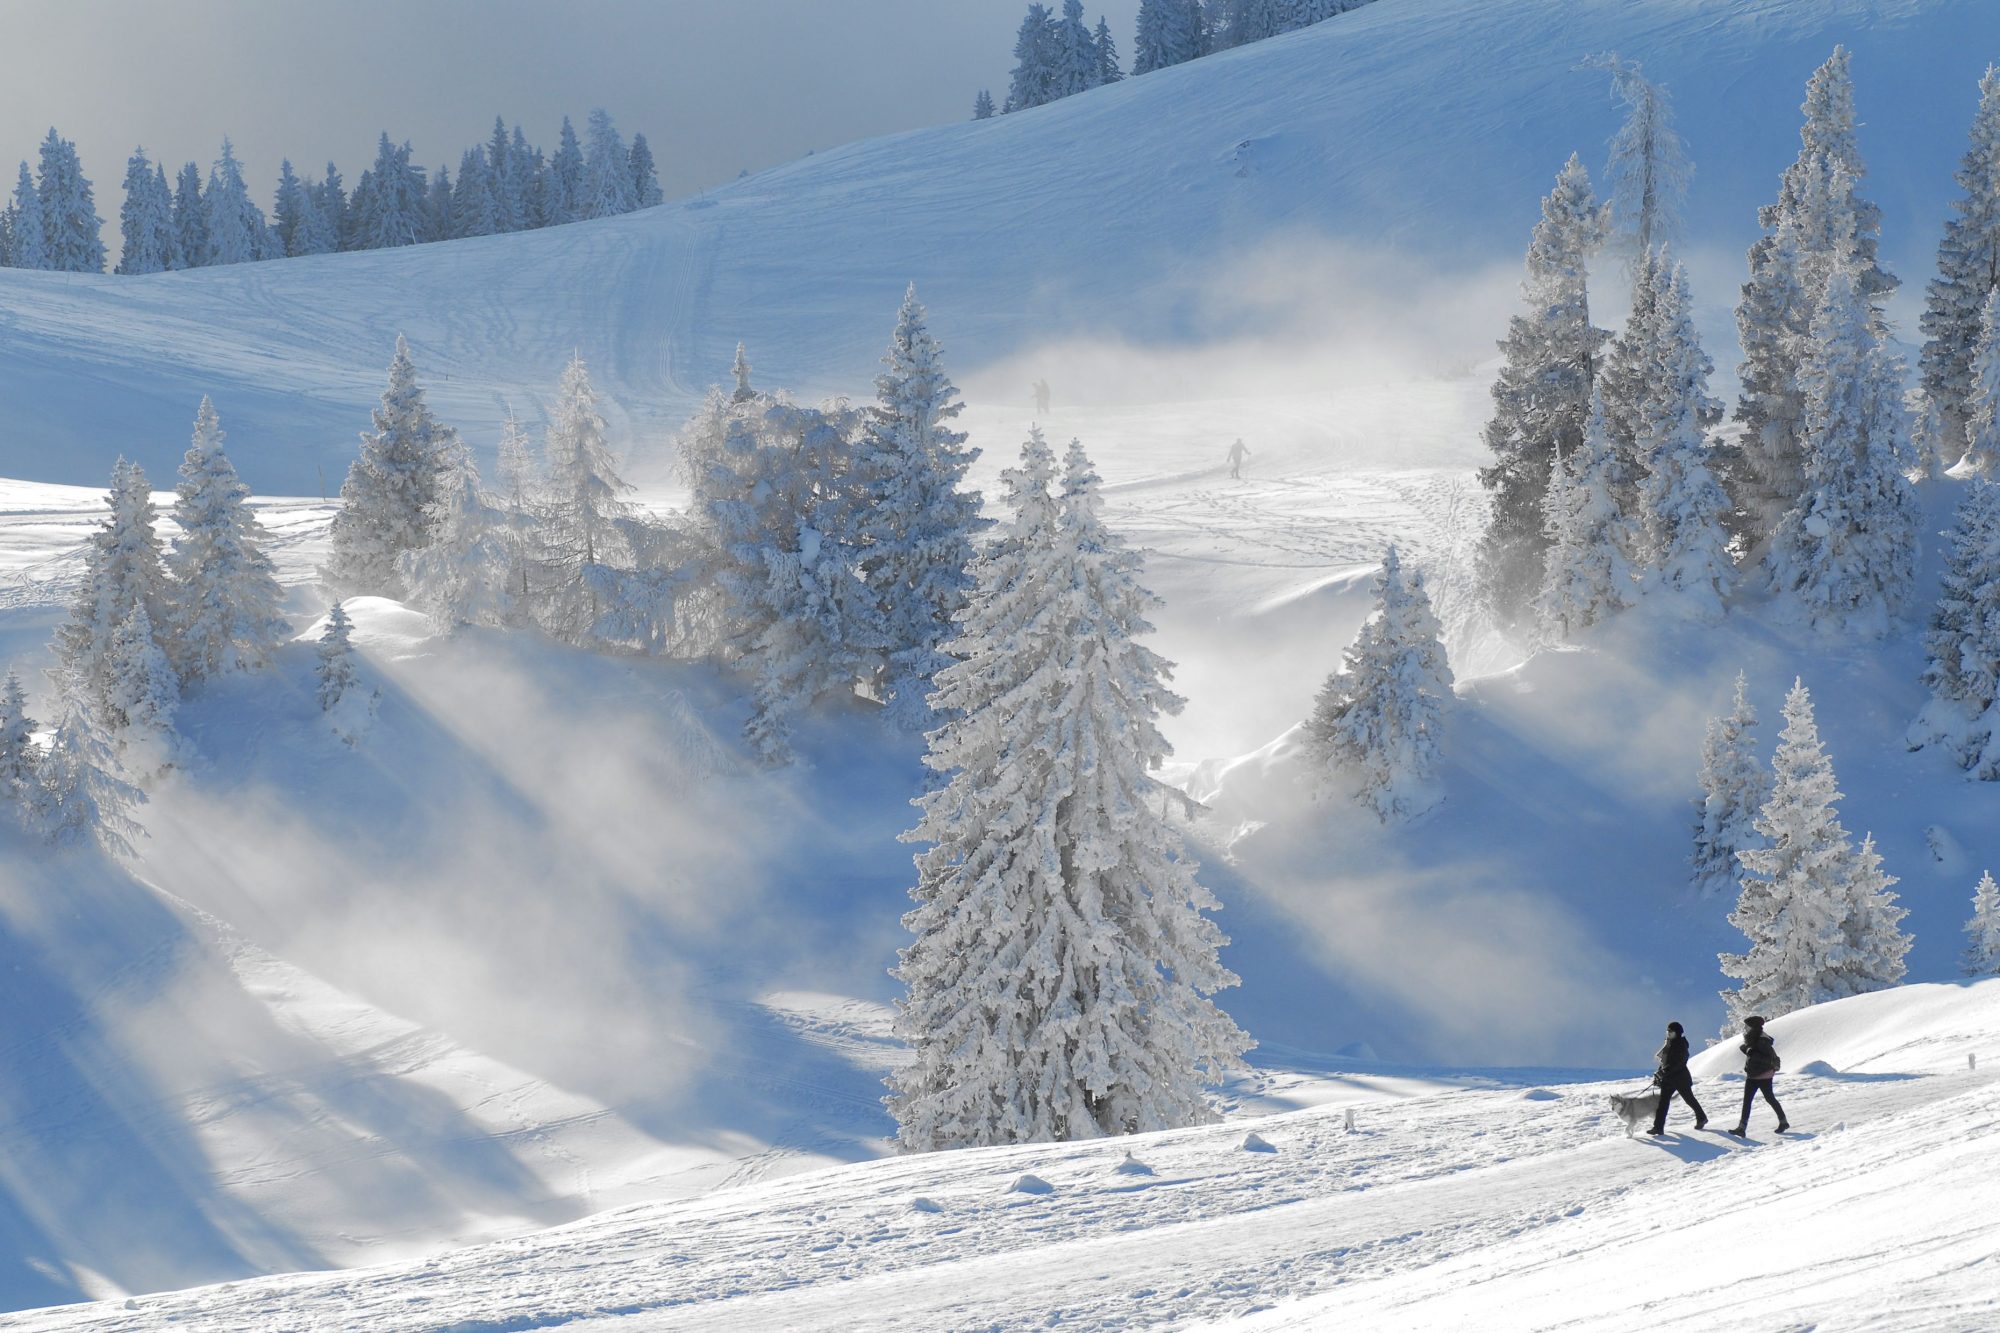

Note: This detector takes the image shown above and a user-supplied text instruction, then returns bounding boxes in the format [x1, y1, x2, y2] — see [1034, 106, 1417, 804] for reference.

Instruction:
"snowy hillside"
[2, 0, 1999, 1320]
[1, 0, 1996, 495]
[7, 981, 1996, 1331]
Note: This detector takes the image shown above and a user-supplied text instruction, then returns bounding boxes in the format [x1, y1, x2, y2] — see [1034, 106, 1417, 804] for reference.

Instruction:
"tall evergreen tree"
[33, 694, 143, 856]
[0, 672, 39, 820]
[323, 336, 459, 597]
[316, 601, 359, 713]
[1302, 544, 1455, 822]
[302, 162, 347, 253]
[1134, 0, 1205, 73]
[1533, 399, 1634, 642]
[402, 450, 512, 632]
[172, 162, 208, 268]
[272, 159, 305, 256]
[546, 116, 585, 225]
[1766, 258, 1919, 637]
[579, 108, 636, 220]
[153, 164, 183, 269]
[1476, 154, 1608, 627]
[628, 132, 664, 207]
[1595, 246, 1664, 507]
[52, 460, 172, 728]
[35, 128, 105, 273]
[451, 148, 499, 238]
[1632, 259, 1734, 613]
[1908, 479, 2000, 777]
[1093, 16, 1123, 85]
[163, 397, 288, 681]
[102, 603, 179, 773]
[1918, 66, 2000, 466]
[1592, 56, 1692, 264]
[888, 429, 1251, 1149]
[1963, 285, 2000, 474]
[351, 135, 427, 249]
[486, 117, 521, 232]
[973, 90, 996, 121]
[1048, 0, 1101, 99]
[1731, 47, 1896, 537]
[1721, 679, 1909, 1029]
[116, 148, 175, 275]
[533, 353, 634, 643]
[203, 139, 271, 266]
[1004, 5, 1058, 112]
[1965, 870, 2000, 977]
[8, 161, 50, 270]
[1691, 672, 1768, 899]
[852, 285, 988, 727]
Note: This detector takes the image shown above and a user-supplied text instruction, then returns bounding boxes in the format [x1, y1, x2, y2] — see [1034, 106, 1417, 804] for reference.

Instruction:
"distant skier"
[1226, 438, 1251, 479]
[1033, 378, 1051, 416]
[1648, 1020, 1706, 1135]
[1729, 1015, 1789, 1137]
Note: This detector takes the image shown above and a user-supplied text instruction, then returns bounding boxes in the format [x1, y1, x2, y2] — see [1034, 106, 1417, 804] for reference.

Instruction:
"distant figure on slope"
[1033, 378, 1051, 417]
[1648, 1020, 1707, 1135]
[1729, 1015, 1789, 1137]
[1226, 438, 1252, 480]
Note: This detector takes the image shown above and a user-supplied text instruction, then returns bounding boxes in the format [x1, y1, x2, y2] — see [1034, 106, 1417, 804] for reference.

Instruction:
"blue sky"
[0, 0, 1141, 224]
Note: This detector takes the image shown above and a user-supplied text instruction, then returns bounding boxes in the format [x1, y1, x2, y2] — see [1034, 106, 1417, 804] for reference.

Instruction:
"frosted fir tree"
[579, 109, 637, 220]
[297, 163, 345, 255]
[546, 117, 585, 225]
[1918, 66, 2000, 465]
[401, 449, 513, 632]
[533, 353, 634, 643]
[1047, 1, 1100, 99]
[1732, 47, 1896, 536]
[1691, 673, 1768, 898]
[102, 603, 179, 774]
[1908, 479, 2000, 777]
[887, 430, 1252, 1150]
[323, 337, 460, 598]
[172, 162, 208, 268]
[53, 459, 173, 727]
[1302, 544, 1456, 822]
[973, 90, 996, 121]
[1721, 679, 1906, 1028]
[1094, 17, 1123, 86]
[1477, 154, 1609, 627]
[1004, 5, 1057, 112]
[116, 148, 176, 275]
[203, 139, 270, 266]
[8, 162, 49, 270]
[32, 694, 143, 855]
[1766, 259, 1920, 638]
[1633, 260, 1734, 613]
[450, 149, 499, 239]
[1594, 246, 1663, 506]
[350, 135, 427, 249]
[1533, 401, 1635, 643]
[496, 410, 540, 609]
[1589, 56, 1692, 265]
[628, 134, 663, 207]
[1134, 0, 1205, 73]
[35, 128, 105, 273]
[852, 285, 988, 727]
[164, 398, 288, 682]
[484, 120, 520, 232]
[1963, 286, 2000, 475]
[272, 159, 305, 254]
[0, 672, 38, 818]
[1964, 871, 2000, 977]
[314, 602, 377, 746]
[730, 342, 756, 403]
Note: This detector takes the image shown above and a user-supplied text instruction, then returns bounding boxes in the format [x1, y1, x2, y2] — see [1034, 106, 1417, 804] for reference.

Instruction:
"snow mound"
[1007, 1173, 1055, 1195]
[1240, 1131, 1278, 1153]
[1691, 980, 2000, 1079]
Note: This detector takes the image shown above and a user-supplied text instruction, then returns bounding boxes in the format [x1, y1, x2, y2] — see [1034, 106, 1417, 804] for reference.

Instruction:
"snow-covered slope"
[0, 0, 1994, 494]
[8, 981, 1996, 1332]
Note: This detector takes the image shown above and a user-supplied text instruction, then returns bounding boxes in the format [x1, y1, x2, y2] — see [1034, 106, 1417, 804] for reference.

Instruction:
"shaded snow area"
[1, 0, 1999, 1326]
[5, 983, 1996, 1331]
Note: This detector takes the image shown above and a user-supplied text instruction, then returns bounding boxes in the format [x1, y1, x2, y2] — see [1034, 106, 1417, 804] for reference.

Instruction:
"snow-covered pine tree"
[1965, 870, 2000, 976]
[579, 109, 636, 220]
[973, 90, 996, 121]
[351, 135, 427, 249]
[52, 459, 172, 727]
[35, 128, 105, 273]
[628, 133, 664, 207]
[887, 429, 1252, 1149]
[496, 410, 539, 611]
[1591, 56, 1692, 265]
[1094, 17, 1123, 85]
[303, 162, 346, 253]
[1691, 672, 1768, 898]
[546, 117, 584, 225]
[272, 159, 304, 255]
[1134, 0, 1205, 73]
[163, 397, 288, 681]
[1594, 246, 1663, 508]
[1301, 544, 1456, 821]
[0, 671, 38, 820]
[1908, 479, 2000, 776]
[532, 353, 634, 643]
[1633, 259, 1734, 613]
[1766, 257, 1920, 638]
[1476, 154, 1609, 628]
[451, 148, 499, 239]
[1533, 399, 1634, 642]
[32, 693, 143, 855]
[1963, 286, 2000, 475]
[322, 336, 459, 598]
[150, 164, 183, 270]
[486, 119, 521, 232]
[1731, 47, 1896, 537]
[1047, 1, 1100, 99]
[853, 285, 988, 727]
[172, 162, 208, 268]
[1721, 678, 1904, 1028]
[116, 148, 176, 275]
[8, 162, 49, 270]
[316, 601, 357, 711]
[1004, 4, 1057, 112]
[101, 603, 179, 773]
[203, 139, 270, 266]
[1918, 66, 2000, 466]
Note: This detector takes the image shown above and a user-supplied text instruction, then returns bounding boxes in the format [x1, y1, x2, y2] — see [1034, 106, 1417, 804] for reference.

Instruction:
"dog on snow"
[1607, 1087, 1662, 1136]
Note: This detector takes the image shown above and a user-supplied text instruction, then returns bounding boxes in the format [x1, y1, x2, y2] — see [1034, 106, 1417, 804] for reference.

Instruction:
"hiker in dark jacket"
[1730, 1015, 1790, 1137]
[1649, 1020, 1706, 1134]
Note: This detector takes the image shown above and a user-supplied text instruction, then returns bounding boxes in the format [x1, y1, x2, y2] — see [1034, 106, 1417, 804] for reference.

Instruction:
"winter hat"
[1744, 1015, 1766, 1029]
[1666, 1021, 1684, 1035]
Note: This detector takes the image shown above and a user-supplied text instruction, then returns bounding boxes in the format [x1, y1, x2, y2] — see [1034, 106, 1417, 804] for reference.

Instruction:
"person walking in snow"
[1226, 438, 1251, 480]
[1648, 1020, 1706, 1135]
[1729, 1015, 1789, 1137]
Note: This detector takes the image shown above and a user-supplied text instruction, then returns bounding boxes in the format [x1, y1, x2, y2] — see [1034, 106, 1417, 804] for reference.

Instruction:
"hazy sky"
[0, 0, 1142, 222]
